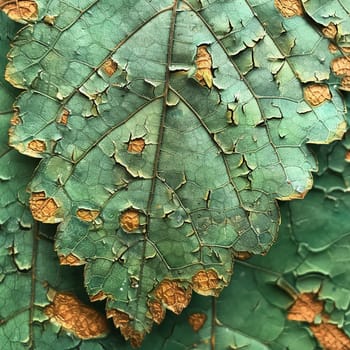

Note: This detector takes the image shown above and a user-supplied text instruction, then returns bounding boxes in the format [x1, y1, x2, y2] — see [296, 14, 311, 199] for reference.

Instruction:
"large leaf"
[3, 0, 347, 343]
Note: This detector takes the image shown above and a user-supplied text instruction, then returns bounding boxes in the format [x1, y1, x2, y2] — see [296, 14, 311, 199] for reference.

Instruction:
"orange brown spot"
[192, 269, 221, 296]
[322, 23, 337, 39]
[120, 209, 140, 232]
[345, 150, 350, 162]
[304, 84, 331, 106]
[194, 45, 213, 88]
[59, 253, 85, 266]
[155, 280, 192, 315]
[148, 300, 166, 324]
[310, 322, 350, 350]
[10, 112, 21, 126]
[108, 309, 145, 347]
[341, 76, 350, 91]
[233, 251, 252, 260]
[328, 43, 338, 54]
[58, 108, 70, 125]
[274, 0, 303, 17]
[45, 291, 109, 339]
[288, 293, 350, 349]
[90, 291, 108, 302]
[287, 293, 324, 323]
[76, 208, 100, 222]
[0, 0, 38, 22]
[332, 57, 350, 76]
[188, 312, 207, 332]
[28, 139, 46, 153]
[102, 59, 118, 76]
[29, 192, 58, 223]
[127, 138, 146, 153]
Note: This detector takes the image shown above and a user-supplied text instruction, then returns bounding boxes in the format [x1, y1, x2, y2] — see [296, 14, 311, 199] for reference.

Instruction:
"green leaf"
[0, 11, 129, 350]
[3, 0, 347, 343]
[302, 0, 350, 47]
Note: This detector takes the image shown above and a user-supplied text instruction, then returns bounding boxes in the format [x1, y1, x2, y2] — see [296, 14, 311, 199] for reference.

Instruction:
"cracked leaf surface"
[3, 0, 347, 343]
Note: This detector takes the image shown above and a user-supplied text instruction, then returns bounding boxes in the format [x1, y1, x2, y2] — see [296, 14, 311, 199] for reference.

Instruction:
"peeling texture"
[102, 59, 118, 76]
[192, 270, 221, 296]
[45, 291, 109, 339]
[3, 0, 348, 344]
[127, 138, 146, 153]
[0, 0, 38, 22]
[304, 84, 331, 106]
[155, 280, 192, 315]
[29, 191, 58, 222]
[28, 139, 46, 153]
[332, 57, 350, 76]
[59, 253, 85, 266]
[274, 0, 303, 17]
[120, 209, 140, 232]
[188, 312, 207, 332]
[76, 208, 100, 222]
[90, 291, 108, 302]
[194, 45, 213, 88]
[288, 293, 350, 349]
[287, 293, 323, 323]
[322, 23, 337, 39]
[310, 323, 350, 350]
[148, 300, 166, 324]
[58, 109, 70, 125]
[108, 310, 144, 348]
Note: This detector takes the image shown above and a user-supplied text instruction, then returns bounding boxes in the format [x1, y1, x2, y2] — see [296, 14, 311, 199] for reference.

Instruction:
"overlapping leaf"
[2, 0, 347, 344]
[0, 12, 127, 349]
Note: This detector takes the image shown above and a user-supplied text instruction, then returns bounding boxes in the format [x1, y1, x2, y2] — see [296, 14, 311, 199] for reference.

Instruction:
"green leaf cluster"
[1, 1, 350, 349]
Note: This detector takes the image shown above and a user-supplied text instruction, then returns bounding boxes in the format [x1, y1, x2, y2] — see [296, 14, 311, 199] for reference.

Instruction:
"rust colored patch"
[188, 312, 207, 332]
[322, 23, 337, 39]
[304, 84, 331, 106]
[120, 209, 140, 232]
[288, 293, 350, 349]
[288, 293, 324, 323]
[102, 59, 118, 76]
[155, 280, 192, 315]
[90, 291, 108, 302]
[332, 57, 350, 76]
[29, 192, 58, 222]
[148, 300, 166, 324]
[341, 76, 350, 91]
[127, 138, 146, 153]
[0, 0, 38, 22]
[192, 269, 221, 296]
[59, 253, 85, 266]
[328, 43, 338, 54]
[108, 309, 145, 347]
[345, 151, 350, 162]
[10, 112, 21, 126]
[58, 108, 70, 125]
[45, 291, 109, 339]
[233, 251, 252, 260]
[108, 309, 130, 328]
[310, 322, 350, 350]
[341, 47, 350, 54]
[28, 139, 46, 153]
[274, 0, 303, 17]
[76, 208, 100, 222]
[120, 326, 145, 348]
[194, 45, 213, 88]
